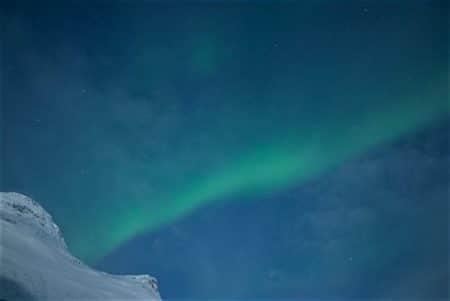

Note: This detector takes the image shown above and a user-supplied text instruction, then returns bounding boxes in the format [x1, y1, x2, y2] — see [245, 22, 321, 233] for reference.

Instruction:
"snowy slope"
[0, 192, 161, 300]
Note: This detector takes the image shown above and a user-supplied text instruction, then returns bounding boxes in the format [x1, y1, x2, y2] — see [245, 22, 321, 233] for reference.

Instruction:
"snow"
[0, 192, 162, 300]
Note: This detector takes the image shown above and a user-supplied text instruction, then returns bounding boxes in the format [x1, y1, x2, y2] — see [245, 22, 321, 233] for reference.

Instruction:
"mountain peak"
[0, 192, 161, 300]
[0, 192, 67, 248]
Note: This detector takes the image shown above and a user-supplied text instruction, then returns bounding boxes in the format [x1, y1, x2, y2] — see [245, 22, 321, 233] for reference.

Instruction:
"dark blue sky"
[97, 120, 449, 299]
[1, 1, 448, 299]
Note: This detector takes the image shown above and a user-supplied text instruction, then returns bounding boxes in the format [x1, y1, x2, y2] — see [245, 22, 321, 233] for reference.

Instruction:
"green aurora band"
[68, 73, 448, 263]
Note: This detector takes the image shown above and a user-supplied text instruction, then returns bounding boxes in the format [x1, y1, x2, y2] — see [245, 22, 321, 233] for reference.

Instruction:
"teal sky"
[2, 1, 448, 298]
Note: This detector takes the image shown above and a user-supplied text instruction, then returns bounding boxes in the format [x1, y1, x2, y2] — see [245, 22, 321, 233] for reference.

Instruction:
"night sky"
[1, 1, 449, 299]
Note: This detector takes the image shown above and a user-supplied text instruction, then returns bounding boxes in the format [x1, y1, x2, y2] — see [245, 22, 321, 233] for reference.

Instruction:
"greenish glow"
[68, 74, 448, 263]
[189, 35, 220, 76]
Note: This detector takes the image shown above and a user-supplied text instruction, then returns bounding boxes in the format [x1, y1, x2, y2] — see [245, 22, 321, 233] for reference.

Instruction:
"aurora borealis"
[2, 1, 449, 299]
[82, 78, 448, 262]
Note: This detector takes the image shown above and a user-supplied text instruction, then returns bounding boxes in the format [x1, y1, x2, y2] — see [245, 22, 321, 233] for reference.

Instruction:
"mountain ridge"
[0, 192, 161, 300]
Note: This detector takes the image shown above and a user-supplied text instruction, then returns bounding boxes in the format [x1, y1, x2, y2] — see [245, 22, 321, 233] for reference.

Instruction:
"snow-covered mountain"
[0, 192, 161, 300]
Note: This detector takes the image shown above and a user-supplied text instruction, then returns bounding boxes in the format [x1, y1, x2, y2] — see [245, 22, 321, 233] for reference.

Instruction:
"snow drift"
[0, 192, 161, 300]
